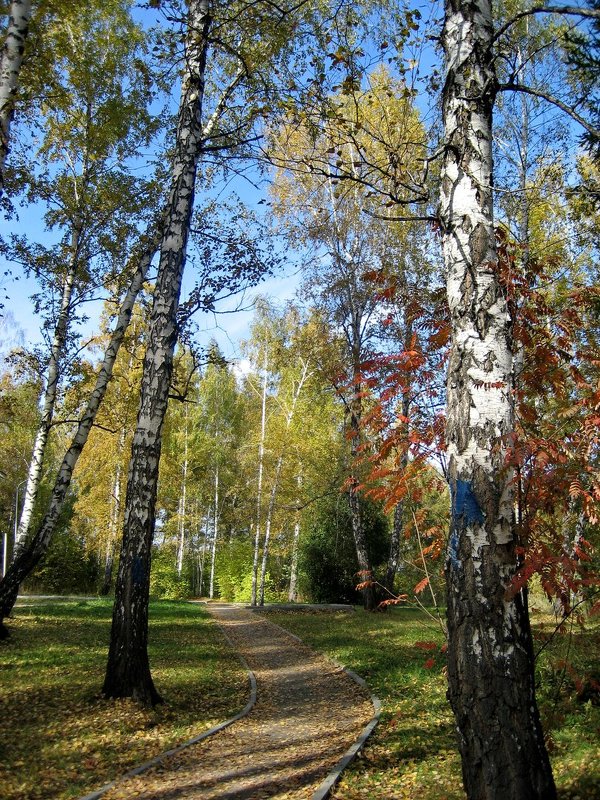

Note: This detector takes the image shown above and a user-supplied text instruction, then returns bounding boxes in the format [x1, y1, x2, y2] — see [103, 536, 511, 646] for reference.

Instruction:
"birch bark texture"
[440, 2, 555, 798]
[14, 224, 81, 554]
[102, 0, 211, 704]
[0, 0, 31, 191]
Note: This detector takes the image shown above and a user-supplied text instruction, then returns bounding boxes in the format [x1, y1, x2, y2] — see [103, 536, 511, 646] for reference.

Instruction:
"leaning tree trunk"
[440, 2, 555, 798]
[101, 0, 211, 705]
[0, 221, 161, 636]
[14, 225, 81, 554]
[0, 0, 32, 192]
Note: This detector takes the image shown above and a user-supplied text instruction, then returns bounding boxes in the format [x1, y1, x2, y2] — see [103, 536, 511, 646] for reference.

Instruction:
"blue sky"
[0, 0, 440, 367]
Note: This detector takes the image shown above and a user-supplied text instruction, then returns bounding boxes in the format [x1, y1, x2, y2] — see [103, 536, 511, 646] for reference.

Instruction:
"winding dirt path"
[100, 603, 375, 800]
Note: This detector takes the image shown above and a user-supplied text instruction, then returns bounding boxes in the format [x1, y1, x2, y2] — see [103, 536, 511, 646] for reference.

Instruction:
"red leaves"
[414, 640, 437, 651]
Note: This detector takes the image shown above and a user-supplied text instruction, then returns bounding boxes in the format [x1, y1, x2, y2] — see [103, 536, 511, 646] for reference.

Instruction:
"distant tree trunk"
[198, 504, 211, 598]
[0, 222, 160, 637]
[102, 0, 211, 704]
[209, 467, 218, 599]
[101, 448, 124, 596]
[14, 225, 81, 555]
[176, 405, 189, 577]
[288, 515, 301, 602]
[441, 2, 555, 797]
[384, 387, 410, 594]
[258, 359, 309, 606]
[258, 456, 281, 606]
[0, 0, 32, 192]
[288, 475, 302, 602]
[251, 353, 268, 606]
[347, 354, 376, 611]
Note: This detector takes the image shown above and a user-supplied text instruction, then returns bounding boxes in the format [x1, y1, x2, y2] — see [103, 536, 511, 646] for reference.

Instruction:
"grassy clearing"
[267, 606, 600, 800]
[0, 598, 248, 800]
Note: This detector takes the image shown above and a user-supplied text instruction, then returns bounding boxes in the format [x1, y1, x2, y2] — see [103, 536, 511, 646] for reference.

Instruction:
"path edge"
[254, 613, 382, 800]
[78, 622, 257, 800]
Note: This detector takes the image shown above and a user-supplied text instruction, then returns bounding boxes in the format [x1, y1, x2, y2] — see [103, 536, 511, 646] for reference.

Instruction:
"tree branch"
[497, 82, 600, 140]
[494, 5, 600, 44]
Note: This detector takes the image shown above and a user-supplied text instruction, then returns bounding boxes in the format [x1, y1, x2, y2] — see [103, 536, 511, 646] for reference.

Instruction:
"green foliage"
[24, 524, 99, 595]
[216, 538, 284, 603]
[299, 494, 389, 604]
[149, 546, 189, 600]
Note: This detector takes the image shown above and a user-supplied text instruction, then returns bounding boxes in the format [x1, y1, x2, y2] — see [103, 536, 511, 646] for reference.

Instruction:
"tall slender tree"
[440, 2, 556, 796]
[102, 0, 212, 704]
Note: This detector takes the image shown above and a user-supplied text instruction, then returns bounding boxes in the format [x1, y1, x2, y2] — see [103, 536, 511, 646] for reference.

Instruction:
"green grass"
[266, 606, 600, 800]
[1, 599, 597, 800]
[0, 598, 248, 800]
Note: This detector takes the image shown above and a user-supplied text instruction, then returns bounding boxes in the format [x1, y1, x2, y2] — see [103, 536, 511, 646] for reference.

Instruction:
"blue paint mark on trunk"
[454, 479, 485, 525]
[132, 556, 145, 586]
[447, 480, 485, 571]
[448, 529, 461, 571]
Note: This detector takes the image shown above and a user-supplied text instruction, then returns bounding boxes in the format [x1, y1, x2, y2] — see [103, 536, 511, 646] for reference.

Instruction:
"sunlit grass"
[267, 606, 600, 800]
[0, 599, 248, 800]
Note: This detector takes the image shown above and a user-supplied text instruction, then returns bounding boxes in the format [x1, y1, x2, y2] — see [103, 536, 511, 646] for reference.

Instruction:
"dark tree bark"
[101, 0, 211, 704]
[440, 2, 556, 798]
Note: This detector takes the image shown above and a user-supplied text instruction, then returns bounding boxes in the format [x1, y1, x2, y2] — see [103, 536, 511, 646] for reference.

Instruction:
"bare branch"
[494, 5, 600, 44]
[497, 82, 600, 140]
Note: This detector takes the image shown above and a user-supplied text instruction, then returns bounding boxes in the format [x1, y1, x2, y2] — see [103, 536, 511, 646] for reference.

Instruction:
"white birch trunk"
[287, 516, 301, 602]
[288, 474, 303, 602]
[0, 0, 31, 190]
[103, 0, 212, 703]
[441, 3, 555, 797]
[250, 352, 268, 606]
[176, 404, 189, 577]
[209, 467, 219, 599]
[199, 504, 211, 598]
[14, 229, 80, 554]
[102, 450, 123, 595]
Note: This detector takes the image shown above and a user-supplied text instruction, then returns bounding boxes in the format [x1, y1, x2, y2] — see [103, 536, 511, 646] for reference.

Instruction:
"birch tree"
[441, 2, 560, 796]
[101, 0, 212, 704]
[0, 222, 162, 636]
[0, 0, 32, 193]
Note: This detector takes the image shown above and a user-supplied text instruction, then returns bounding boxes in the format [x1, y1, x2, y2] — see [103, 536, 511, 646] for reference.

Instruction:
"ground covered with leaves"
[0, 599, 248, 800]
[267, 605, 600, 800]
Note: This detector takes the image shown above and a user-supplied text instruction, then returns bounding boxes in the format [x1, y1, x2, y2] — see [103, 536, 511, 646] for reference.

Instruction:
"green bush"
[149, 545, 189, 599]
[25, 526, 99, 595]
[298, 494, 389, 604]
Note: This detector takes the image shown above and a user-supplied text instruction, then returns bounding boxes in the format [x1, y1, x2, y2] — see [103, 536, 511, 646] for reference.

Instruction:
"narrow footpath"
[100, 603, 375, 800]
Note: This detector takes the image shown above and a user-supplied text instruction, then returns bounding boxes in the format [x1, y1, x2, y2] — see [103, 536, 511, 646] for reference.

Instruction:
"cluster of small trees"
[1, 1, 600, 798]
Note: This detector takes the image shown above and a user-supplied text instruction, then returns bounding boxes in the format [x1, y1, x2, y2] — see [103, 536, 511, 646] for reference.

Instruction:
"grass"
[1, 598, 597, 800]
[0, 598, 248, 800]
[266, 605, 600, 800]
